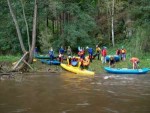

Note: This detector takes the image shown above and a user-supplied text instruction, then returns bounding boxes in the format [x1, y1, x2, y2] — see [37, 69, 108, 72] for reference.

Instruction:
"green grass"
[0, 45, 150, 74]
[0, 55, 21, 62]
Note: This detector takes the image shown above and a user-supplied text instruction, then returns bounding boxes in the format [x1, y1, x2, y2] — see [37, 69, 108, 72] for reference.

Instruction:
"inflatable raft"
[106, 55, 120, 62]
[104, 67, 149, 74]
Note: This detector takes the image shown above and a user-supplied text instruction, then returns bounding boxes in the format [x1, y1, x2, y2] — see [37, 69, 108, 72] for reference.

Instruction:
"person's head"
[103, 46, 107, 49]
[86, 46, 89, 49]
[110, 56, 114, 60]
[96, 45, 98, 47]
[50, 47, 53, 51]
[68, 56, 71, 58]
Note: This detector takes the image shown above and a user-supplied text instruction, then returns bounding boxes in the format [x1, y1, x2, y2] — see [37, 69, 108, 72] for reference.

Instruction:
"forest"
[0, 0, 150, 56]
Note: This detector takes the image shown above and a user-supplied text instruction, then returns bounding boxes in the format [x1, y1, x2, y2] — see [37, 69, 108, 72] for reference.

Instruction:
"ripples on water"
[0, 72, 150, 113]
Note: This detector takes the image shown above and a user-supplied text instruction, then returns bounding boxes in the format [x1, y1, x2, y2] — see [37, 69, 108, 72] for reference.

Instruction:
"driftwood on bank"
[13, 52, 28, 70]
[23, 59, 34, 70]
[13, 52, 33, 70]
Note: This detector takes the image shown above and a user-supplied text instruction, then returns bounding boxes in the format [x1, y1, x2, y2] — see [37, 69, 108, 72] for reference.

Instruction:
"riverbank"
[0, 55, 150, 74]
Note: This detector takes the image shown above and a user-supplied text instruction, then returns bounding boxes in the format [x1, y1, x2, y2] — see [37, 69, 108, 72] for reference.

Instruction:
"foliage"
[129, 0, 150, 55]
[0, 0, 150, 57]
[38, 30, 54, 53]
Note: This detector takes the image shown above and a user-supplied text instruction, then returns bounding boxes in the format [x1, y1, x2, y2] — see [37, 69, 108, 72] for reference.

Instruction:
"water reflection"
[0, 73, 150, 113]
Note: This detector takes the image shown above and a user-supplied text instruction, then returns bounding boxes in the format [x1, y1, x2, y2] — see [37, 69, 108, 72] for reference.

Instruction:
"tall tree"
[111, 0, 115, 47]
[7, 0, 26, 53]
[7, 0, 37, 70]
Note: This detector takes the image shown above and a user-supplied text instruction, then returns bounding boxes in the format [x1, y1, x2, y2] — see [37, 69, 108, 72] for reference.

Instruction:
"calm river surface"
[0, 72, 150, 113]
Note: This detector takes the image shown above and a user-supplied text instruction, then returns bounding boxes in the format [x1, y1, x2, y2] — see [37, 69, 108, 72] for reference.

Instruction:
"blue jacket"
[88, 48, 93, 54]
[49, 50, 54, 57]
[59, 48, 65, 54]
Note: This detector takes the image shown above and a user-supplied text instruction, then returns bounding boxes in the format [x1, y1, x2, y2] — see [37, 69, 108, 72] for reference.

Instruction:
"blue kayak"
[104, 67, 149, 74]
[106, 55, 120, 62]
[41, 59, 60, 65]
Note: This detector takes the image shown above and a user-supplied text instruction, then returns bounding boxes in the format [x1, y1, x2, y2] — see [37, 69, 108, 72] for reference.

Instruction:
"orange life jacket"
[82, 57, 90, 66]
[130, 57, 139, 63]
[121, 49, 126, 54]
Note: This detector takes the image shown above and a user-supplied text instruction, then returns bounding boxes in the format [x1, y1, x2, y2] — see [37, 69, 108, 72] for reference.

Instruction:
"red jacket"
[102, 49, 107, 57]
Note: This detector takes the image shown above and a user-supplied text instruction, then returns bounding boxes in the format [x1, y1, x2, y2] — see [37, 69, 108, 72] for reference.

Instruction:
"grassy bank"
[0, 53, 150, 74]
[0, 55, 21, 62]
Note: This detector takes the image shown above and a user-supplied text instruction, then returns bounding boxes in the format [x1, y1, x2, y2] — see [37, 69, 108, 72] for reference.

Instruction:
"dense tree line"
[0, 0, 150, 55]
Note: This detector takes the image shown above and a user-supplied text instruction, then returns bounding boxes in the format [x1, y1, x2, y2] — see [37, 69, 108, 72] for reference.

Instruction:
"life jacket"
[67, 49, 71, 54]
[96, 47, 101, 53]
[116, 49, 120, 55]
[102, 49, 107, 56]
[121, 49, 126, 54]
[49, 50, 54, 57]
[130, 57, 139, 63]
[82, 57, 90, 66]
[78, 50, 84, 56]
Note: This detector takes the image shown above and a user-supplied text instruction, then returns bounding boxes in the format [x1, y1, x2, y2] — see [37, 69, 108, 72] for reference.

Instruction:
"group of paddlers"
[35, 45, 140, 69]
[109, 47, 140, 69]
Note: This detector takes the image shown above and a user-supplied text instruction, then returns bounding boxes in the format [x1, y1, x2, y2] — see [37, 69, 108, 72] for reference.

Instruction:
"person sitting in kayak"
[71, 56, 79, 66]
[67, 56, 72, 65]
[130, 57, 140, 69]
[109, 56, 115, 68]
[78, 49, 85, 59]
[78, 57, 90, 70]
[48, 47, 54, 60]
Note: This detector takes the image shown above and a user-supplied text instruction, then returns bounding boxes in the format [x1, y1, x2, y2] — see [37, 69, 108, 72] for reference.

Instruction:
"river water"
[0, 72, 150, 113]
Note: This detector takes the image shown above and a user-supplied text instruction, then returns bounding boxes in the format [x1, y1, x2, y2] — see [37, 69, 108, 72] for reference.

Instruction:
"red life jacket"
[102, 49, 107, 56]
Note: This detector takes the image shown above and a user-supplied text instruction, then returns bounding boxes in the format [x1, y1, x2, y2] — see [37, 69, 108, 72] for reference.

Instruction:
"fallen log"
[12, 52, 28, 70]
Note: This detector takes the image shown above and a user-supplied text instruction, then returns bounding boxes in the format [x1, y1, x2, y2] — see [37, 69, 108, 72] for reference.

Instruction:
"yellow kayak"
[61, 63, 95, 76]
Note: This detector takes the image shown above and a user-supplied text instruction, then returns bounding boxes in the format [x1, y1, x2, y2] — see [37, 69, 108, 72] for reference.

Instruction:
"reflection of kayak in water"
[61, 63, 94, 76]
[104, 67, 149, 74]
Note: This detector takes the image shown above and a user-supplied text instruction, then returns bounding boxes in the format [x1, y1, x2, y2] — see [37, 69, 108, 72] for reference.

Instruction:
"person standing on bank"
[59, 46, 65, 63]
[121, 46, 126, 61]
[86, 46, 93, 63]
[130, 57, 140, 69]
[101, 46, 107, 64]
[48, 47, 54, 60]
[95, 45, 101, 60]
[109, 56, 115, 68]
[67, 46, 72, 57]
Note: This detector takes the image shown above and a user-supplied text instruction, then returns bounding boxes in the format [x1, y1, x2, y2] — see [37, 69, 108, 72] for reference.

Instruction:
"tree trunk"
[29, 0, 37, 63]
[21, 0, 31, 51]
[7, 0, 26, 53]
[111, 0, 115, 47]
